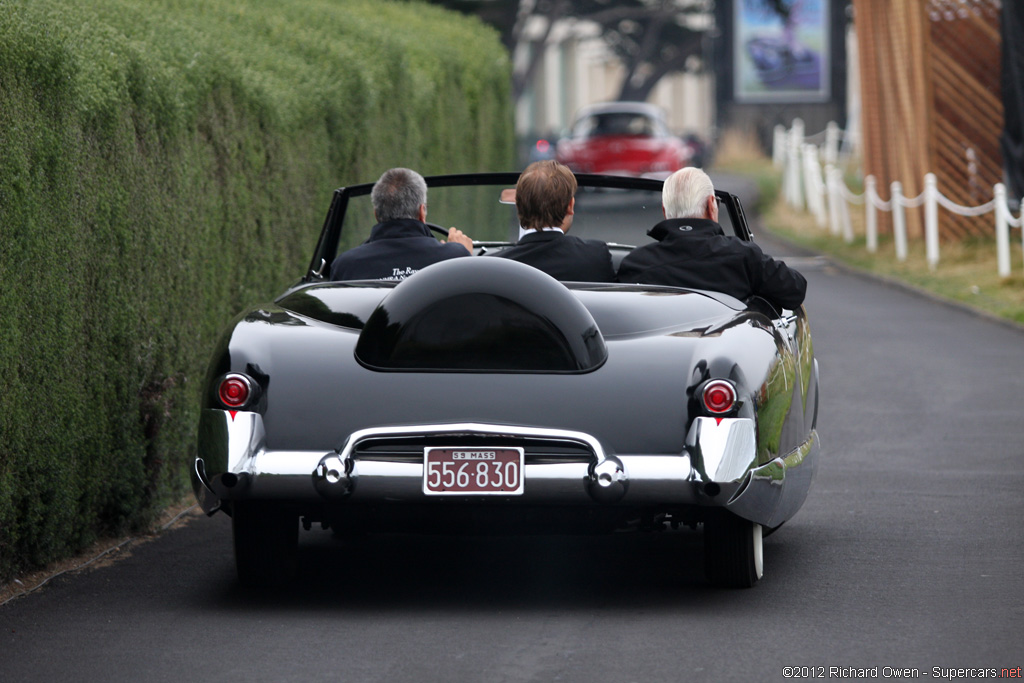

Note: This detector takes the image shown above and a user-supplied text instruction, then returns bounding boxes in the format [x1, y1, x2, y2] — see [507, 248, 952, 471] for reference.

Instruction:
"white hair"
[662, 167, 715, 219]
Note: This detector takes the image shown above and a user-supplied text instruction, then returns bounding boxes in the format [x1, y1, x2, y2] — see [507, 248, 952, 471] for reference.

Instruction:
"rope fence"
[774, 119, 1024, 277]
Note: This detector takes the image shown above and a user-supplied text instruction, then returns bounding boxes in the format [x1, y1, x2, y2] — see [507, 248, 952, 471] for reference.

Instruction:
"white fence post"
[802, 144, 816, 218]
[995, 183, 1011, 278]
[840, 171, 855, 243]
[824, 120, 840, 166]
[865, 175, 878, 253]
[1015, 198, 1024, 274]
[924, 173, 940, 270]
[892, 181, 908, 262]
[825, 164, 842, 237]
[803, 144, 827, 227]
[773, 125, 787, 168]
[828, 166, 855, 243]
[786, 119, 805, 209]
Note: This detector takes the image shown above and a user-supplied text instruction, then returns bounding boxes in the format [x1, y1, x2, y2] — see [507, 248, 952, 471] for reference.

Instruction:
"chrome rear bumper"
[192, 410, 819, 528]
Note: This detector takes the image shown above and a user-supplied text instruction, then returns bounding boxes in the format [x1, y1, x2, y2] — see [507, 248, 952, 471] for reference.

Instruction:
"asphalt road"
[2, 179, 1023, 681]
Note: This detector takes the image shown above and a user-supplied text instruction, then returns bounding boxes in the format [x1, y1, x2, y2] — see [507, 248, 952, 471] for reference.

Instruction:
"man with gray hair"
[617, 167, 806, 312]
[329, 167, 473, 281]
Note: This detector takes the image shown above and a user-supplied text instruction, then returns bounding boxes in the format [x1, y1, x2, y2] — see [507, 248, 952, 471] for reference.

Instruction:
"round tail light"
[702, 379, 737, 415]
[217, 374, 252, 409]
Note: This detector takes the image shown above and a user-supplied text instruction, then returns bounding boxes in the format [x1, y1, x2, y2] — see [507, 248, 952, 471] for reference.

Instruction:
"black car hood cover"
[354, 258, 608, 373]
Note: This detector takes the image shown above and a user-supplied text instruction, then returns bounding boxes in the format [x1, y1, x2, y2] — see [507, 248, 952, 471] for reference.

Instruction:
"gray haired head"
[371, 168, 428, 222]
[662, 167, 715, 220]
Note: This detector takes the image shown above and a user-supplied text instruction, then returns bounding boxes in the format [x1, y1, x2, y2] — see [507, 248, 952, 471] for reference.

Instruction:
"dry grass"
[715, 128, 769, 168]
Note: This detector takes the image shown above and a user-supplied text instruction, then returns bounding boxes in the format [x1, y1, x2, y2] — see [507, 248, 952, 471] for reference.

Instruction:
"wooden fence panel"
[854, 0, 1003, 240]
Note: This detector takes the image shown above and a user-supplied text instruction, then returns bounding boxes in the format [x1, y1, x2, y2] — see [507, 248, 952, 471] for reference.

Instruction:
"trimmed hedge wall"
[0, 0, 514, 582]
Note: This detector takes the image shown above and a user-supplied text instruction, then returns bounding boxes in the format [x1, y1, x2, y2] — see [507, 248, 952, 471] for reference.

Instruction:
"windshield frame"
[304, 173, 751, 283]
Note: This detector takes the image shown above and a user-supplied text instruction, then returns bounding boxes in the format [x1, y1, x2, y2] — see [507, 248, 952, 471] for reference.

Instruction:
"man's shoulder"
[330, 242, 369, 266]
[619, 239, 662, 261]
[561, 233, 611, 253]
[327, 246, 365, 279]
[566, 233, 605, 246]
[709, 233, 766, 261]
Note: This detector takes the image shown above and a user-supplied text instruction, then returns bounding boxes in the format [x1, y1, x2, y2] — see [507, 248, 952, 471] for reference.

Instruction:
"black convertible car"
[192, 173, 820, 588]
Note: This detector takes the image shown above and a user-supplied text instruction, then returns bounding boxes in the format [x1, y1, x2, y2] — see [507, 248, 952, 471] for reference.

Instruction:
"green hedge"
[0, 0, 514, 582]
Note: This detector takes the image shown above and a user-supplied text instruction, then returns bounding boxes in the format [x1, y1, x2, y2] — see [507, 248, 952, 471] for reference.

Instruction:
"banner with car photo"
[733, 0, 830, 103]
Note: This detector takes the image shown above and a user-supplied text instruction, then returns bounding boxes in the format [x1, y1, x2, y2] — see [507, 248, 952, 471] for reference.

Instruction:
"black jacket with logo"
[491, 230, 616, 282]
[329, 218, 468, 281]
[616, 218, 807, 311]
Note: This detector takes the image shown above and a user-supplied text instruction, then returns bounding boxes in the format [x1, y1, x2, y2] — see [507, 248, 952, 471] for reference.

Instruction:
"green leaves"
[0, 0, 513, 582]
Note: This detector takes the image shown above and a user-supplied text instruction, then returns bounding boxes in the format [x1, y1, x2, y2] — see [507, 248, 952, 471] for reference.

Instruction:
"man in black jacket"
[330, 168, 473, 281]
[617, 167, 806, 311]
[491, 161, 615, 282]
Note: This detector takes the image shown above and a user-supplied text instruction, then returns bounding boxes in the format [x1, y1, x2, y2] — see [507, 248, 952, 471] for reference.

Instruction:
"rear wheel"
[703, 510, 763, 588]
[232, 502, 299, 587]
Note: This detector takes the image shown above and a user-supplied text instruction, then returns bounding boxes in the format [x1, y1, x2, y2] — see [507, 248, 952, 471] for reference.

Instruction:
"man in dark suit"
[617, 167, 806, 312]
[330, 168, 473, 281]
[491, 161, 615, 282]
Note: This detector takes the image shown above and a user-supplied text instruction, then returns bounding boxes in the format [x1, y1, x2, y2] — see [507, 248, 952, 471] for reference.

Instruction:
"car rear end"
[557, 135, 686, 178]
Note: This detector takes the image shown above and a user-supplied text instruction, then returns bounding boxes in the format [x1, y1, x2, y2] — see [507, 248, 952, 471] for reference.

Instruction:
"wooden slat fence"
[852, 0, 1003, 240]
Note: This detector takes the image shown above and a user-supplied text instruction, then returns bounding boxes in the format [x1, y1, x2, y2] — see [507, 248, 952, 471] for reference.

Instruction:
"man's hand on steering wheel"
[444, 227, 473, 253]
[426, 222, 474, 254]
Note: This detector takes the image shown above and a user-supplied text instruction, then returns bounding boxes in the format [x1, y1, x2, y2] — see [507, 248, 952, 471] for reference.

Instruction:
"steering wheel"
[424, 222, 450, 239]
[425, 222, 481, 250]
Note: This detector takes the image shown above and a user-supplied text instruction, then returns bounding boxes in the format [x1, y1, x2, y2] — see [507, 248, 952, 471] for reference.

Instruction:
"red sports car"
[556, 102, 691, 178]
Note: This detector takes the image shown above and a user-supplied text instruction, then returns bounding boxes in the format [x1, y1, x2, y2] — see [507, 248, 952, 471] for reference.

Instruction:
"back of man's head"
[516, 161, 577, 231]
[663, 167, 715, 219]
[372, 168, 427, 222]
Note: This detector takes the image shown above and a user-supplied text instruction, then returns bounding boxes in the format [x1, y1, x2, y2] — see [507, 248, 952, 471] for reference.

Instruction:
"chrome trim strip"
[328, 455, 698, 504]
[197, 448, 721, 505]
[336, 422, 609, 461]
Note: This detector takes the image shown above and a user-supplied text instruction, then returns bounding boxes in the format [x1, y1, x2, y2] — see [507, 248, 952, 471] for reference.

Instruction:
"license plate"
[422, 447, 524, 496]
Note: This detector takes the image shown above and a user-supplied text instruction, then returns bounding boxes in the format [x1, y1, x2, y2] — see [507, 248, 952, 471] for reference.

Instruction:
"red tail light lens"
[218, 374, 252, 408]
[702, 380, 736, 414]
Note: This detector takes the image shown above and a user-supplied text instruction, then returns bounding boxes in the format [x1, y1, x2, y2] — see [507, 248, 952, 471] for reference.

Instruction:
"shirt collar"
[518, 226, 563, 240]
